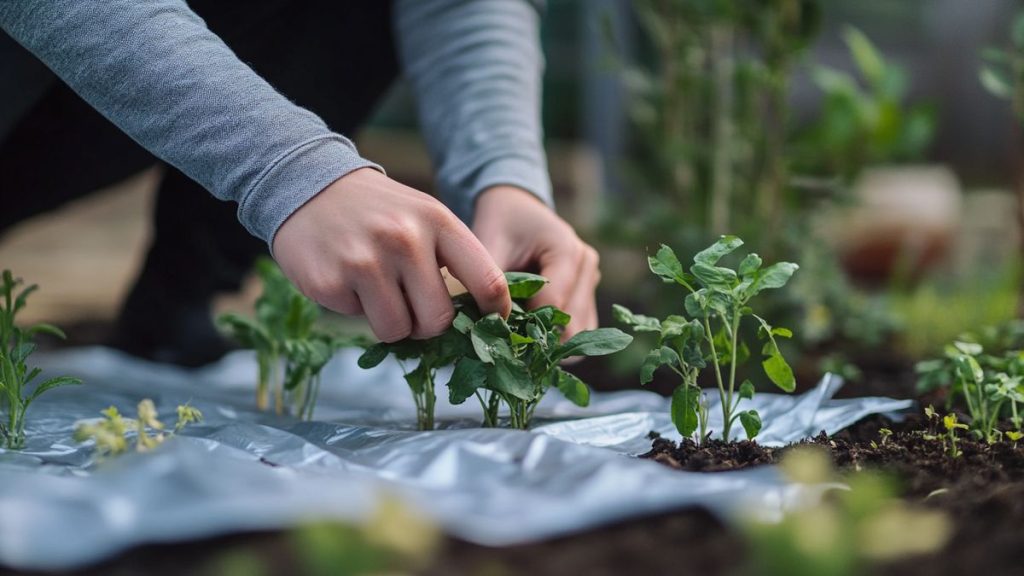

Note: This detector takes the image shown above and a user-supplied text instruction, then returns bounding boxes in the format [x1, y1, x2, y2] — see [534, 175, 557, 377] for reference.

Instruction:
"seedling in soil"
[916, 338, 1024, 443]
[220, 258, 359, 420]
[74, 399, 203, 458]
[870, 427, 893, 450]
[0, 270, 81, 449]
[942, 413, 968, 458]
[615, 236, 798, 443]
[360, 273, 632, 430]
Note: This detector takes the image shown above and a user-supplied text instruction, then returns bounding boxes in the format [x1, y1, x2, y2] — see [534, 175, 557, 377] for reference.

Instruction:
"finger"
[355, 274, 413, 343]
[402, 257, 456, 339]
[562, 248, 601, 340]
[311, 286, 364, 317]
[436, 222, 511, 317]
[531, 243, 581, 312]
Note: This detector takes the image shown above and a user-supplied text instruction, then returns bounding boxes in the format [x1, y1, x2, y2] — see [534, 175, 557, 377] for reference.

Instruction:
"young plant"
[358, 319, 473, 431]
[0, 270, 81, 450]
[219, 258, 355, 419]
[447, 273, 632, 429]
[615, 236, 798, 443]
[916, 337, 1024, 443]
[73, 399, 203, 458]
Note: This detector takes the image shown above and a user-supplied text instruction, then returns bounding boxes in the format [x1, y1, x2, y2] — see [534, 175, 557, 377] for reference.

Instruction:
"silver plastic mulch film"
[0, 347, 912, 571]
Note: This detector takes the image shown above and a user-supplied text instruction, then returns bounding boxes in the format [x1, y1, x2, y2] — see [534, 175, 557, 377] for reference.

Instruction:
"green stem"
[703, 316, 729, 441]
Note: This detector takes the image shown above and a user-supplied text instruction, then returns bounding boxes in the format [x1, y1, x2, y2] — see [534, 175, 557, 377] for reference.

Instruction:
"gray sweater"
[0, 0, 552, 246]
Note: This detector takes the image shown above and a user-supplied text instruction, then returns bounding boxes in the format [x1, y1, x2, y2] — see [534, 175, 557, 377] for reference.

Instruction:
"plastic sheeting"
[0, 347, 912, 571]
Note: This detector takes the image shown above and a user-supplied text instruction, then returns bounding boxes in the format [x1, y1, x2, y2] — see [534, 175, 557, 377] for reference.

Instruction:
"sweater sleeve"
[394, 0, 553, 224]
[0, 0, 380, 246]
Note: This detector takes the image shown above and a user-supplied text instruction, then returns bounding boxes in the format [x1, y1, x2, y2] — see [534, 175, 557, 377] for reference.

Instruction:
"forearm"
[0, 0, 378, 245]
[394, 0, 553, 223]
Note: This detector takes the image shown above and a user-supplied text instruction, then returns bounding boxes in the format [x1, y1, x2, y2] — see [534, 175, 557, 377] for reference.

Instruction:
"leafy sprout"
[359, 272, 633, 430]
[0, 270, 81, 450]
[615, 236, 798, 443]
[219, 258, 362, 419]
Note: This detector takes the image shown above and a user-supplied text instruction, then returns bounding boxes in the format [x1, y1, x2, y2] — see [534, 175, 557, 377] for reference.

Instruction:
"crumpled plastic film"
[0, 347, 912, 571]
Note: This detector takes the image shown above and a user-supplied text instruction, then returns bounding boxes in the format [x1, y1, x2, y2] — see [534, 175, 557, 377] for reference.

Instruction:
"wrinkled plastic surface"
[0, 347, 912, 570]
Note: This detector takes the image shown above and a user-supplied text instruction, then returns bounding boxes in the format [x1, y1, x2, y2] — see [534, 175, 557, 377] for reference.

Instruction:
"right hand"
[272, 168, 511, 342]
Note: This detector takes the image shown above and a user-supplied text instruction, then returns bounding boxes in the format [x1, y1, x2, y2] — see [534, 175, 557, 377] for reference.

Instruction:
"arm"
[0, 0, 372, 246]
[395, 0, 601, 337]
[0, 0, 511, 341]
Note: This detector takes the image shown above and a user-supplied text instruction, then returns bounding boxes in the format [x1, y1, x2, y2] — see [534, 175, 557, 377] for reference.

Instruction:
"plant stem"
[703, 316, 729, 441]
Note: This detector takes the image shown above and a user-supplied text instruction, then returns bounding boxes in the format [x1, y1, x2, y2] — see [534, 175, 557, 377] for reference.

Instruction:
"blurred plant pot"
[832, 165, 961, 284]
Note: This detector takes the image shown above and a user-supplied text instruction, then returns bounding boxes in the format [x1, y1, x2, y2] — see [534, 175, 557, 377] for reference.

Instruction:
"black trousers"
[0, 1, 400, 363]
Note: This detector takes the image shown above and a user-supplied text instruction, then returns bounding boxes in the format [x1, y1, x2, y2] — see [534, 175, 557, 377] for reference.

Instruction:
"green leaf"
[671, 384, 700, 438]
[641, 346, 679, 385]
[27, 375, 81, 405]
[453, 312, 475, 334]
[532, 306, 571, 328]
[954, 354, 984, 385]
[648, 245, 687, 285]
[471, 314, 514, 364]
[690, 263, 737, 288]
[357, 343, 391, 369]
[980, 65, 1012, 99]
[488, 358, 534, 400]
[509, 333, 535, 345]
[843, 26, 885, 89]
[660, 315, 696, 341]
[447, 358, 487, 404]
[505, 272, 548, 300]
[553, 328, 633, 361]
[739, 410, 762, 439]
[26, 323, 66, 340]
[739, 380, 755, 400]
[738, 253, 762, 276]
[693, 236, 743, 266]
[612, 304, 661, 332]
[554, 369, 590, 407]
[402, 362, 429, 395]
[744, 262, 798, 298]
[763, 351, 796, 393]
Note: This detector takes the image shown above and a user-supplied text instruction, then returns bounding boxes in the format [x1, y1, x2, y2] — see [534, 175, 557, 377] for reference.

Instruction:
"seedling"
[916, 338, 1024, 443]
[220, 258, 357, 419]
[73, 399, 203, 458]
[0, 270, 81, 449]
[359, 273, 633, 430]
[870, 427, 893, 450]
[942, 413, 968, 458]
[615, 236, 798, 443]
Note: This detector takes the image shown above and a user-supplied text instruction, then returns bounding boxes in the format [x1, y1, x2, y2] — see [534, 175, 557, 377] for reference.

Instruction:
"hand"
[272, 168, 511, 342]
[472, 186, 600, 339]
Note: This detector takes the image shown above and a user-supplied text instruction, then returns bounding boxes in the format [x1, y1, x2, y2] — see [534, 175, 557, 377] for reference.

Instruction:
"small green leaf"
[739, 380, 755, 400]
[739, 410, 762, 439]
[980, 66, 1012, 99]
[612, 304, 661, 332]
[471, 314, 514, 364]
[447, 358, 487, 404]
[738, 253, 762, 276]
[553, 328, 633, 361]
[453, 312, 475, 334]
[26, 323, 67, 340]
[690, 263, 738, 288]
[555, 369, 590, 407]
[843, 26, 885, 88]
[403, 362, 429, 394]
[641, 346, 679, 385]
[693, 235, 743, 266]
[671, 384, 700, 438]
[505, 272, 548, 300]
[357, 343, 390, 369]
[488, 358, 534, 400]
[763, 351, 796, 393]
[744, 262, 798, 298]
[509, 333, 535, 345]
[27, 375, 81, 405]
[648, 245, 687, 284]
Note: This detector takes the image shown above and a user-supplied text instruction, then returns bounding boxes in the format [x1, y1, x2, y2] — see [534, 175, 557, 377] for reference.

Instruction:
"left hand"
[472, 185, 600, 339]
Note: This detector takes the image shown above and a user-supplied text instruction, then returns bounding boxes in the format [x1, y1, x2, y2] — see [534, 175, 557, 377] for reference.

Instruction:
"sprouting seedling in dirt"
[447, 272, 632, 429]
[0, 270, 82, 450]
[73, 399, 203, 459]
[614, 236, 798, 443]
[916, 339, 1024, 444]
[942, 413, 968, 458]
[219, 258, 363, 420]
[871, 427, 893, 450]
[359, 272, 633, 430]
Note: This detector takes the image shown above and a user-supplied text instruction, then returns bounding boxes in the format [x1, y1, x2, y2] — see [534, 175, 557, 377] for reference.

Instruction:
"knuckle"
[380, 216, 423, 253]
[378, 321, 413, 343]
[418, 306, 455, 338]
[345, 253, 381, 277]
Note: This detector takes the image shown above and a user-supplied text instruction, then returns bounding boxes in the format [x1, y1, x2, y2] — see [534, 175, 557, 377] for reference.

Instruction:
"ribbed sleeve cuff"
[237, 134, 383, 246]
[450, 156, 554, 224]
